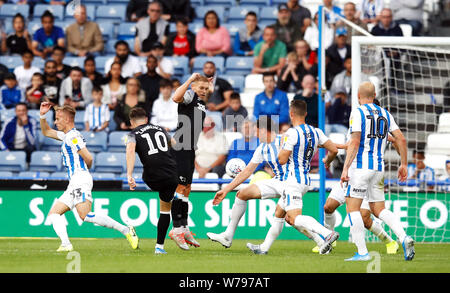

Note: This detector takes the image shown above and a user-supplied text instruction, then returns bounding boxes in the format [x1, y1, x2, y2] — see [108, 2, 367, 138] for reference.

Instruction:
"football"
[225, 158, 246, 178]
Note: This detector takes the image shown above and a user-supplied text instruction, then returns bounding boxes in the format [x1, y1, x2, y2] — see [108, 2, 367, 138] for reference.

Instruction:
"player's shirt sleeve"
[281, 128, 298, 151]
[250, 144, 264, 164]
[126, 131, 136, 144]
[387, 112, 399, 133]
[182, 89, 195, 104]
[349, 109, 362, 133]
[316, 128, 330, 145]
[67, 132, 86, 151]
[56, 131, 65, 141]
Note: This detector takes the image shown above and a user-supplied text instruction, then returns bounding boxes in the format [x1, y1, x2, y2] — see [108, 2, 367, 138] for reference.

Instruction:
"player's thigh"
[274, 204, 286, 218]
[348, 168, 371, 201]
[369, 201, 386, 218]
[252, 179, 284, 200]
[237, 184, 262, 200]
[367, 171, 385, 209]
[326, 184, 346, 213]
[75, 200, 92, 220]
[282, 182, 308, 216]
[285, 208, 302, 226]
[48, 200, 71, 215]
[174, 150, 195, 187]
[57, 172, 93, 212]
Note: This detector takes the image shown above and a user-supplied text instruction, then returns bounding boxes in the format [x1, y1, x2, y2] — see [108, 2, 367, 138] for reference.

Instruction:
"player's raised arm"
[77, 147, 93, 169]
[213, 162, 259, 205]
[39, 102, 60, 140]
[172, 73, 201, 103]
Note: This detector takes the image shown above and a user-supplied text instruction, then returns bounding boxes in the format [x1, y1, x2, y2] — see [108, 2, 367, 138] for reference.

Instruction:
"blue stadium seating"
[97, 21, 115, 40]
[0, 171, 13, 178]
[195, 6, 225, 22]
[120, 172, 149, 190]
[95, 152, 126, 173]
[50, 171, 69, 179]
[95, 56, 112, 74]
[91, 172, 117, 180]
[18, 171, 50, 179]
[109, 111, 117, 131]
[108, 0, 129, 3]
[259, 6, 278, 22]
[0, 4, 29, 19]
[64, 3, 96, 21]
[239, 0, 270, 5]
[220, 75, 245, 92]
[169, 22, 176, 33]
[0, 151, 26, 172]
[204, 0, 233, 7]
[223, 22, 246, 37]
[107, 131, 128, 152]
[96, 5, 126, 22]
[29, 151, 62, 172]
[169, 56, 190, 77]
[40, 135, 63, 152]
[84, 0, 106, 4]
[188, 21, 204, 35]
[105, 39, 118, 54]
[0, 56, 22, 71]
[64, 57, 86, 68]
[191, 0, 205, 6]
[117, 22, 137, 40]
[134, 157, 144, 174]
[81, 131, 108, 152]
[28, 109, 53, 129]
[193, 56, 225, 74]
[225, 56, 254, 75]
[34, 4, 65, 21]
[74, 110, 85, 130]
[228, 6, 259, 22]
[181, 74, 191, 84]
[3, 20, 14, 34]
[0, 108, 16, 126]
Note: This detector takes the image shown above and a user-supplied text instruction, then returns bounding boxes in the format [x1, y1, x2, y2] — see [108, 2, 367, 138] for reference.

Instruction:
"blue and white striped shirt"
[250, 135, 288, 181]
[349, 103, 399, 172]
[57, 128, 89, 179]
[84, 103, 110, 131]
[282, 124, 329, 185]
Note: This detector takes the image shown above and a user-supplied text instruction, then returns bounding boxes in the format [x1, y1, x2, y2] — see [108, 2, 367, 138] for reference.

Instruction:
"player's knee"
[285, 214, 295, 226]
[323, 204, 334, 214]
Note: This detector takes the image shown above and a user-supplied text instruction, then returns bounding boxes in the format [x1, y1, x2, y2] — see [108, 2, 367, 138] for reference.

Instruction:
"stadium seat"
[191, 172, 220, 191]
[28, 109, 53, 129]
[188, 21, 204, 35]
[191, 0, 205, 6]
[32, 57, 45, 69]
[438, 113, 450, 133]
[259, 6, 278, 22]
[223, 23, 246, 37]
[0, 4, 29, 19]
[84, 0, 106, 4]
[65, 3, 96, 21]
[91, 172, 117, 180]
[50, 171, 69, 179]
[204, 0, 233, 6]
[134, 157, 144, 174]
[220, 75, 245, 92]
[239, 92, 256, 113]
[29, 151, 62, 172]
[40, 135, 63, 151]
[107, 131, 128, 152]
[95, 152, 126, 173]
[194, 6, 225, 22]
[34, 4, 65, 21]
[120, 172, 149, 190]
[225, 56, 253, 75]
[95, 5, 126, 22]
[228, 6, 260, 23]
[105, 39, 118, 54]
[169, 56, 189, 77]
[63, 57, 86, 68]
[95, 56, 112, 74]
[0, 56, 22, 71]
[109, 110, 117, 131]
[424, 154, 450, 174]
[244, 74, 264, 93]
[97, 21, 115, 40]
[3, 21, 14, 34]
[0, 108, 16, 124]
[81, 131, 108, 152]
[118, 22, 137, 40]
[0, 171, 13, 178]
[74, 110, 85, 130]
[193, 56, 225, 74]
[169, 22, 176, 33]
[0, 151, 26, 172]
[426, 133, 450, 155]
[18, 171, 50, 179]
[239, 0, 270, 5]
[223, 131, 244, 147]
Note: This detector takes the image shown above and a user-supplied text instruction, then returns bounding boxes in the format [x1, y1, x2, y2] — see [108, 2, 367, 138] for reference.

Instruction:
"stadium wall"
[0, 191, 448, 242]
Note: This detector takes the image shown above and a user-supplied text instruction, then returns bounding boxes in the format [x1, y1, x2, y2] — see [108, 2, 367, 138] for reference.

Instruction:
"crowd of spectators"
[0, 0, 433, 178]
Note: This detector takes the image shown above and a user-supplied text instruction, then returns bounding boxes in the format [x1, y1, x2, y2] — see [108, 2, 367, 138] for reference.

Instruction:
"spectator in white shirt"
[13, 49, 41, 90]
[304, 12, 334, 51]
[104, 40, 143, 79]
[84, 86, 110, 132]
[101, 62, 127, 110]
[195, 116, 229, 178]
[59, 66, 93, 110]
[150, 78, 178, 132]
[142, 41, 174, 79]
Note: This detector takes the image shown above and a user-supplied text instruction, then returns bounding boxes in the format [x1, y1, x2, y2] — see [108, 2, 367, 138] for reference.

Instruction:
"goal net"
[352, 37, 450, 243]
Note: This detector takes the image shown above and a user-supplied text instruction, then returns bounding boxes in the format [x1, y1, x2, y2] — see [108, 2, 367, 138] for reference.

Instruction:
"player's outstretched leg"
[312, 197, 341, 253]
[361, 208, 399, 255]
[77, 202, 139, 250]
[169, 194, 189, 250]
[48, 202, 72, 252]
[371, 203, 414, 261]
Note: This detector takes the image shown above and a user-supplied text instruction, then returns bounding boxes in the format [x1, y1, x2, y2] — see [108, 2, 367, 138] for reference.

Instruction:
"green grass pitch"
[0, 238, 449, 273]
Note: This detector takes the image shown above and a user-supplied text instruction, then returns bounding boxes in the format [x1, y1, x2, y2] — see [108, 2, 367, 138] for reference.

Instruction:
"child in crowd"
[84, 86, 110, 132]
[26, 72, 45, 109]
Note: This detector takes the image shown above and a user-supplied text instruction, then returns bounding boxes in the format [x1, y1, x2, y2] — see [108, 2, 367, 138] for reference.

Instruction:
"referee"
[170, 73, 212, 250]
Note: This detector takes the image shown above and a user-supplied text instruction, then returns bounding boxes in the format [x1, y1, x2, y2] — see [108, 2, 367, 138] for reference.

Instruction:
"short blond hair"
[192, 75, 209, 84]
[54, 105, 76, 120]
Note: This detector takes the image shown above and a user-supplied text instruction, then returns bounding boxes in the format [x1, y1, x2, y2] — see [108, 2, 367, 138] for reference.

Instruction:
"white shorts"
[347, 168, 385, 203]
[278, 179, 309, 212]
[254, 178, 285, 200]
[59, 171, 93, 210]
[328, 183, 370, 210]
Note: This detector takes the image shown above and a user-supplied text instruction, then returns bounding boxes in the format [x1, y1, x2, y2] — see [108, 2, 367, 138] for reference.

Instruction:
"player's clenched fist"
[40, 101, 52, 115]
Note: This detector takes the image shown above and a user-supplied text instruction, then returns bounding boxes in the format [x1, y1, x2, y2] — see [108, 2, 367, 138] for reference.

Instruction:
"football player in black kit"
[169, 72, 213, 250]
[126, 107, 178, 254]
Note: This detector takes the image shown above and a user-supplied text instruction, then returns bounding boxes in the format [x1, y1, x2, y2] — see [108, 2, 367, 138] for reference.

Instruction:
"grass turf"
[0, 238, 449, 273]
